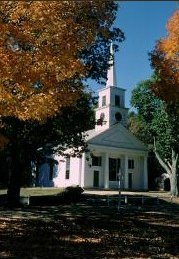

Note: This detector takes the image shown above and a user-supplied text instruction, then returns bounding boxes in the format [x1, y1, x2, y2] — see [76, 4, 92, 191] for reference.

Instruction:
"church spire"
[106, 42, 117, 88]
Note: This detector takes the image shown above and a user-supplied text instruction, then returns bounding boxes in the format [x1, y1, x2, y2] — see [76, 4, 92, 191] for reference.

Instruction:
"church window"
[128, 159, 134, 169]
[115, 95, 120, 107]
[66, 170, 70, 179]
[65, 157, 70, 179]
[92, 155, 102, 166]
[102, 96, 106, 106]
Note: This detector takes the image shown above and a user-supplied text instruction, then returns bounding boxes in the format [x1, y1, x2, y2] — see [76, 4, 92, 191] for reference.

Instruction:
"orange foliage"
[150, 10, 179, 103]
[0, 1, 116, 121]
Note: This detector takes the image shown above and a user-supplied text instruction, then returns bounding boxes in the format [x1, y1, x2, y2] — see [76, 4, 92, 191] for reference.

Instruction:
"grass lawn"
[21, 187, 64, 196]
[0, 187, 64, 197]
[0, 190, 179, 258]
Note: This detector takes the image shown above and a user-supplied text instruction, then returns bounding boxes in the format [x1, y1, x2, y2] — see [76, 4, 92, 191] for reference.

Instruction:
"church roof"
[85, 123, 147, 152]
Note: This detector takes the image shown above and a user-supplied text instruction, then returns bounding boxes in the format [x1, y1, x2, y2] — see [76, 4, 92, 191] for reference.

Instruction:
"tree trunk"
[7, 148, 22, 208]
[154, 139, 178, 197]
[170, 165, 178, 197]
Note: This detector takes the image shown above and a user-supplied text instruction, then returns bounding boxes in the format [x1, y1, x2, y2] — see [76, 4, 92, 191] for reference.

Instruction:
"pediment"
[87, 123, 147, 151]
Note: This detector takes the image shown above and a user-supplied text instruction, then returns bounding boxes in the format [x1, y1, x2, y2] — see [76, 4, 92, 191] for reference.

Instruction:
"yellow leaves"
[150, 10, 179, 104]
[156, 10, 179, 58]
[0, 1, 116, 122]
[166, 10, 179, 36]
[0, 81, 80, 122]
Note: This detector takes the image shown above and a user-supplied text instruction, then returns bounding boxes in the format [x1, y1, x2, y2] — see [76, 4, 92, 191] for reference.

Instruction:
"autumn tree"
[149, 10, 179, 196]
[0, 1, 124, 206]
[149, 10, 179, 103]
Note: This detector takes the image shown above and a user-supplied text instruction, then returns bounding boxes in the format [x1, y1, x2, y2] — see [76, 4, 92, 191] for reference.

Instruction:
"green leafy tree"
[152, 103, 179, 196]
[129, 78, 179, 195]
[129, 78, 160, 145]
[129, 79, 162, 189]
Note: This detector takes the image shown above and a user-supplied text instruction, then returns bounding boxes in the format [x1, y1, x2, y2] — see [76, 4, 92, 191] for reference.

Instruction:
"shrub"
[63, 186, 84, 203]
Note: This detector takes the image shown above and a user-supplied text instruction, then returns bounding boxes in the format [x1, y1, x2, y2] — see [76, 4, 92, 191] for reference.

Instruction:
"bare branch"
[153, 137, 171, 174]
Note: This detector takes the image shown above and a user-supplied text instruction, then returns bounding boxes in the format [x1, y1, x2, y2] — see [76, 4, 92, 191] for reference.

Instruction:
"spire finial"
[106, 42, 117, 87]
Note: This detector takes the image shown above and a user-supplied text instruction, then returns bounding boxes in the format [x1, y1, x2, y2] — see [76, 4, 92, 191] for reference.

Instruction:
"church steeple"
[106, 42, 117, 88]
[95, 42, 128, 131]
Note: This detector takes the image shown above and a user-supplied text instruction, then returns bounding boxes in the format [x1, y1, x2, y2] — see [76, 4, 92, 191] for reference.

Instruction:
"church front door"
[93, 170, 99, 187]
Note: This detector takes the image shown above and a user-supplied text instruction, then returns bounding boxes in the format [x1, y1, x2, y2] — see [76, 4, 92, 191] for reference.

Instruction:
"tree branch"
[172, 149, 178, 167]
[153, 137, 171, 175]
[166, 160, 172, 170]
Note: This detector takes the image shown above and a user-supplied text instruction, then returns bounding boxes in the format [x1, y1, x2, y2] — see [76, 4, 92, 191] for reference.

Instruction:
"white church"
[38, 44, 148, 190]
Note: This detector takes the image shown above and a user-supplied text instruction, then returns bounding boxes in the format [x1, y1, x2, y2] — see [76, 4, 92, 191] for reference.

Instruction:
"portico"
[82, 142, 148, 190]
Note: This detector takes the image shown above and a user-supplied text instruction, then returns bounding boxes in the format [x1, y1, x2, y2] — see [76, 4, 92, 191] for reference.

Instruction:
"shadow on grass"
[0, 193, 179, 258]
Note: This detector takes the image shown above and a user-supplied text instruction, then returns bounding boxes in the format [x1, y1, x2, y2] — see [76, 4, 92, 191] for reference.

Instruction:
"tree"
[129, 78, 160, 146]
[1, 91, 96, 191]
[152, 104, 179, 196]
[0, 1, 123, 121]
[149, 10, 179, 196]
[129, 79, 163, 189]
[149, 10, 179, 104]
[0, 1, 124, 206]
[130, 78, 179, 196]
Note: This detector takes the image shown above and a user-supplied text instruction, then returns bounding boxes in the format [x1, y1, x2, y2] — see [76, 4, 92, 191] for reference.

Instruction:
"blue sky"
[107, 1, 177, 109]
[115, 1, 177, 107]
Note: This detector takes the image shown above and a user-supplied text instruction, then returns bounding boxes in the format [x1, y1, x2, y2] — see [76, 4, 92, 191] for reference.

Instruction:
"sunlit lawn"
[21, 187, 64, 197]
[0, 187, 64, 197]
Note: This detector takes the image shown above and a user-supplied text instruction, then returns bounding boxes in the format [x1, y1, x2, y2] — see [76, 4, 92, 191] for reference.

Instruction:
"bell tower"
[95, 43, 128, 131]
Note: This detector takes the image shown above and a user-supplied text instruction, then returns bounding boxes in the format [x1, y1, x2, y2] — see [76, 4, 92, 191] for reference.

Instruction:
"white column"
[104, 153, 109, 189]
[143, 155, 148, 190]
[124, 154, 128, 189]
[80, 153, 85, 188]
